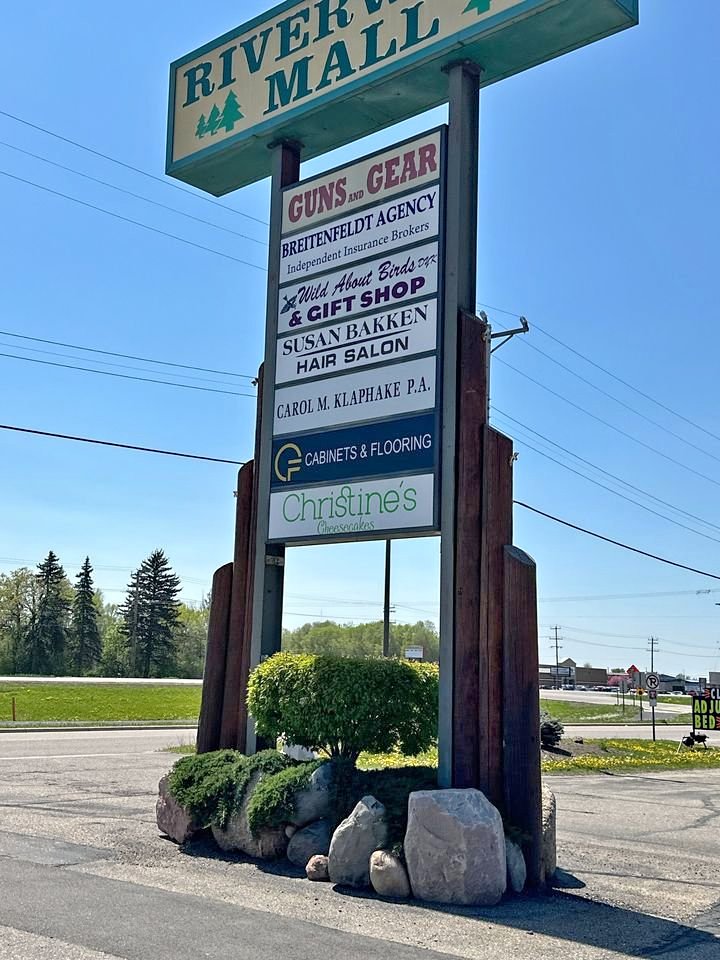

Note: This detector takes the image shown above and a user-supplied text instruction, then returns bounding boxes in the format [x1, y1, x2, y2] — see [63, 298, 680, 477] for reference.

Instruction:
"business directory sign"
[269, 128, 445, 544]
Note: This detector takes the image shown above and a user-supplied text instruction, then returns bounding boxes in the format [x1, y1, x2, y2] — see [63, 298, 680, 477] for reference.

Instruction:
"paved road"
[0, 729, 719, 959]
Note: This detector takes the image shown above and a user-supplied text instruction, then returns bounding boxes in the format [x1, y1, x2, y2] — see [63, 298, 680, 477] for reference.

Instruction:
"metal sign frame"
[267, 126, 448, 547]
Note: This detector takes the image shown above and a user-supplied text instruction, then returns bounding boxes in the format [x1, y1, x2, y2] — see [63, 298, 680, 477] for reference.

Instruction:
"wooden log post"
[196, 563, 233, 754]
[220, 460, 255, 749]
[503, 545, 543, 889]
[481, 427, 514, 808]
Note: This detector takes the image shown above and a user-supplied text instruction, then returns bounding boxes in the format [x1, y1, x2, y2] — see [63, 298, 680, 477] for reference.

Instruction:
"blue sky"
[1, 1, 719, 678]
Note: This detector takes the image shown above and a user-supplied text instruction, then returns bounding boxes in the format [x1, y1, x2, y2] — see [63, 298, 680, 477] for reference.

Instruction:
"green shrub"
[246, 759, 326, 834]
[247, 653, 438, 764]
[540, 710, 564, 748]
[168, 749, 293, 829]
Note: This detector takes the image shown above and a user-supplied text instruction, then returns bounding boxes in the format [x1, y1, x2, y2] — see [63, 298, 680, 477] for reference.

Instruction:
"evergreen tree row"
[0, 550, 207, 679]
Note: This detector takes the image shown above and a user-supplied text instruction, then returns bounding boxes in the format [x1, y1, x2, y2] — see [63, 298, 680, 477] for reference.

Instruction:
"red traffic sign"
[648, 690, 658, 701]
[628, 664, 640, 676]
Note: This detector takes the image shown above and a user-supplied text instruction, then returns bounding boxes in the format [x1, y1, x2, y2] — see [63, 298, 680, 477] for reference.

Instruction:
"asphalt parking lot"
[0, 729, 719, 959]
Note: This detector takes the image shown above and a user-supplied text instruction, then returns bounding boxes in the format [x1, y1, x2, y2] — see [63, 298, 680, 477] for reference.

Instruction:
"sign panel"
[274, 355, 437, 434]
[168, 0, 639, 195]
[276, 300, 438, 384]
[405, 646, 425, 661]
[270, 473, 435, 543]
[278, 242, 439, 333]
[646, 673, 659, 690]
[268, 128, 445, 544]
[271, 413, 436, 489]
[279, 184, 441, 283]
[693, 691, 720, 731]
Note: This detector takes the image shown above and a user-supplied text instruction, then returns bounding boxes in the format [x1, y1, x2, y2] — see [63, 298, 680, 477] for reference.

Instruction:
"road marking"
[0, 751, 159, 761]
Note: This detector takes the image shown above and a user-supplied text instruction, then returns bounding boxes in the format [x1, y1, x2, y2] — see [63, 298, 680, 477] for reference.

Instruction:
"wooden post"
[503, 545, 543, 889]
[452, 310, 490, 789]
[220, 460, 255, 749]
[196, 563, 233, 754]
[482, 427, 514, 808]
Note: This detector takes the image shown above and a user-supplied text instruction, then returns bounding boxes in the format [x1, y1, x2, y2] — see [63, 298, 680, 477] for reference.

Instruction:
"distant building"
[538, 658, 607, 689]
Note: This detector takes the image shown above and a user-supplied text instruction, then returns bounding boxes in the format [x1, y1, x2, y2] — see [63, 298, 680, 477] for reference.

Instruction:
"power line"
[0, 328, 256, 382]
[540, 587, 720, 602]
[0, 422, 244, 464]
[495, 419, 720, 546]
[0, 137, 267, 247]
[0, 350, 255, 397]
[497, 358, 720, 490]
[490, 327, 720, 467]
[0, 339, 248, 388]
[0, 107, 268, 227]
[515, 500, 720, 581]
[0, 167, 267, 271]
[493, 407, 720, 534]
[480, 300, 720, 447]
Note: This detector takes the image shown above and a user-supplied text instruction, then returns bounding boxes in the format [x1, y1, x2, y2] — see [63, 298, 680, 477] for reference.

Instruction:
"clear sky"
[1, 1, 719, 679]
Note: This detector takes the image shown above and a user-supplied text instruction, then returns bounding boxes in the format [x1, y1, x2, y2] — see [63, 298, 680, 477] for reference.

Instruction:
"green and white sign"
[167, 0, 638, 195]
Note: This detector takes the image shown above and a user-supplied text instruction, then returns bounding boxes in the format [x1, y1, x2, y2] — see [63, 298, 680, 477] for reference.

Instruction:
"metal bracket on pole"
[490, 316, 530, 353]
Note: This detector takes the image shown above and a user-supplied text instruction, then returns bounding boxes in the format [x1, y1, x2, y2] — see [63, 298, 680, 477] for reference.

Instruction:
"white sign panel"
[279, 184, 440, 283]
[276, 300, 438, 385]
[269, 473, 435, 543]
[274, 356, 436, 436]
[283, 131, 443, 233]
[278, 243, 439, 334]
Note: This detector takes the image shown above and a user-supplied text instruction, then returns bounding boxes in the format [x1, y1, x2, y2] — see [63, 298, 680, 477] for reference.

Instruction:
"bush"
[246, 759, 326, 834]
[540, 710, 564, 748]
[168, 749, 293, 829]
[247, 653, 439, 765]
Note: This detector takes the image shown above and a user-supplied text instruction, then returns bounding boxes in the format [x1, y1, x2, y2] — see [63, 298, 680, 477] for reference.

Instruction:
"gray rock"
[328, 796, 388, 888]
[156, 775, 199, 844]
[306, 854, 330, 881]
[370, 850, 411, 899]
[285, 825, 298, 839]
[281, 742, 317, 762]
[542, 782, 557, 883]
[287, 819, 332, 867]
[211, 772, 288, 860]
[405, 789, 506, 906]
[505, 839, 527, 894]
[289, 762, 334, 827]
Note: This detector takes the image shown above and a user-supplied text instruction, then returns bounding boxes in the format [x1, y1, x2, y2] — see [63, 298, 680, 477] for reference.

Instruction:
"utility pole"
[383, 540, 392, 658]
[551, 627, 562, 690]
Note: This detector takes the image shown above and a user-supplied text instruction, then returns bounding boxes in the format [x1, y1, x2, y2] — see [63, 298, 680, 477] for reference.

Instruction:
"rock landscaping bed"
[156, 749, 557, 907]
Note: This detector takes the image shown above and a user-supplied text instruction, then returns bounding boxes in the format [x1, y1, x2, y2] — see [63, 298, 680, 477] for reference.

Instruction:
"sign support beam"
[247, 140, 301, 755]
[438, 60, 482, 789]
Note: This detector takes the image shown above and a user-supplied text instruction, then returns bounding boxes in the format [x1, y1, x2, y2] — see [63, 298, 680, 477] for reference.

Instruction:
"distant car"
[576, 685, 587, 691]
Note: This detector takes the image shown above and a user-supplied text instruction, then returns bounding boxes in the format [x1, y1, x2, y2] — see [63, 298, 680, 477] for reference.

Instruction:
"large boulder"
[289, 762, 334, 827]
[211, 772, 288, 860]
[405, 789, 506, 906]
[287, 819, 332, 867]
[370, 850, 411, 899]
[542, 783, 557, 883]
[505, 839, 527, 894]
[328, 796, 388, 888]
[156, 775, 200, 844]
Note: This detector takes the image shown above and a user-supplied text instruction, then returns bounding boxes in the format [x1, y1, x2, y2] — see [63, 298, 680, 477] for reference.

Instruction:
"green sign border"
[167, 0, 638, 196]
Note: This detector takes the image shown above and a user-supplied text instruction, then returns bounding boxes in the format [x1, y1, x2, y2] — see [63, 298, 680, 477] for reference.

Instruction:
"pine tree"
[207, 104, 222, 135]
[71, 557, 102, 674]
[121, 550, 181, 678]
[195, 113, 209, 139]
[26, 552, 70, 675]
[218, 92, 243, 133]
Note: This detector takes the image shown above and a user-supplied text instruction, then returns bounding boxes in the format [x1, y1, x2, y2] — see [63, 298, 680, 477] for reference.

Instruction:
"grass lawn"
[542, 698, 691, 725]
[543, 738, 720, 774]
[0, 683, 201, 723]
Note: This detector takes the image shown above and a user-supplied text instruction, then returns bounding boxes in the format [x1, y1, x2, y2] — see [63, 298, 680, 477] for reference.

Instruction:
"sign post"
[646, 672, 659, 742]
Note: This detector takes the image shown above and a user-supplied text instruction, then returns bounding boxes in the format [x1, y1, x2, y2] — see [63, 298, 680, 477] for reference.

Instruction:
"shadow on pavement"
[334, 884, 717, 956]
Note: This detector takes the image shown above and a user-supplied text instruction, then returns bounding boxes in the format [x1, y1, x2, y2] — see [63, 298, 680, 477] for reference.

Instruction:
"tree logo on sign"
[464, 0, 493, 15]
[195, 92, 244, 139]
